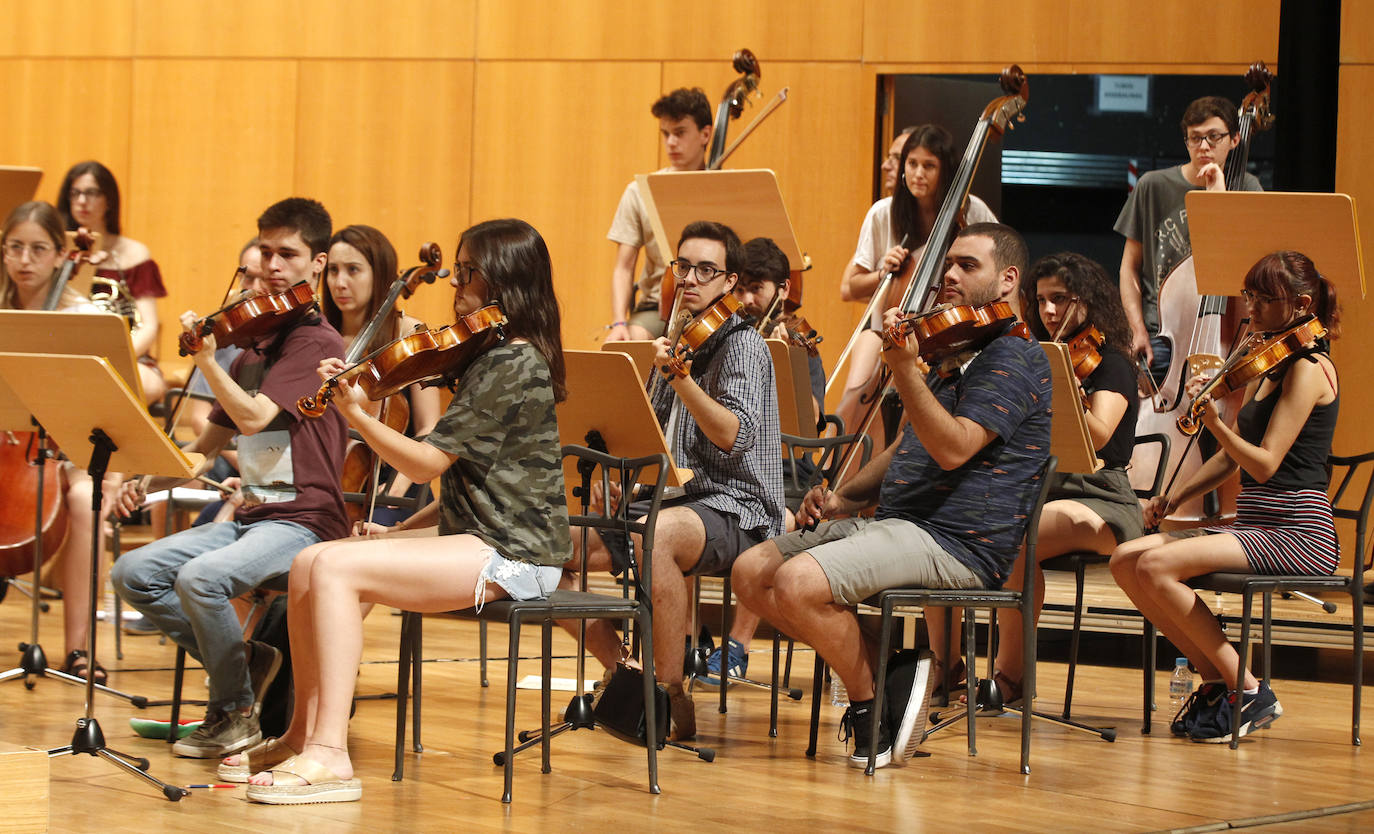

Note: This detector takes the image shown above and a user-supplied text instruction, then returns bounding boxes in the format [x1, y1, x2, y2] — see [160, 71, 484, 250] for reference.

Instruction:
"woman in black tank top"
[1110, 251, 1341, 744]
[983, 253, 1141, 707]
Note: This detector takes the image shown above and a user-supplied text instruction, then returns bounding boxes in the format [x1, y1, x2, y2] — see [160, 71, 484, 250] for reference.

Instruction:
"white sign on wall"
[1097, 75, 1150, 113]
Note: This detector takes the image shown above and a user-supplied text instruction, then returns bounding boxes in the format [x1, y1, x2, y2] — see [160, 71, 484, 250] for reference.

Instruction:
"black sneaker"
[840, 699, 892, 769]
[245, 640, 282, 718]
[1188, 684, 1283, 744]
[1170, 681, 1224, 737]
[171, 708, 262, 758]
[889, 651, 935, 765]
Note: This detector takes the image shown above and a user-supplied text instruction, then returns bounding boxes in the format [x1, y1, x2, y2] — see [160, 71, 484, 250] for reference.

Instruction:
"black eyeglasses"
[452, 262, 482, 287]
[68, 187, 104, 201]
[670, 259, 729, 283]
[1184, 131, 1230, 149]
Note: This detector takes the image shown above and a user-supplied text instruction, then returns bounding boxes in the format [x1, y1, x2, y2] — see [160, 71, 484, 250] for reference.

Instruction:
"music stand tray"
[0, 352, 200, 801]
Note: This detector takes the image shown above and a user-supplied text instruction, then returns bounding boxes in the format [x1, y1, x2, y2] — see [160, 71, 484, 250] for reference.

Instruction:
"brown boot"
[666, 682, 696, 741]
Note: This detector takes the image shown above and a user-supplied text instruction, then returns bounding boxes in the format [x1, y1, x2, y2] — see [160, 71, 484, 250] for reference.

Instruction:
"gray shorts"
[771, 517, 983, 605]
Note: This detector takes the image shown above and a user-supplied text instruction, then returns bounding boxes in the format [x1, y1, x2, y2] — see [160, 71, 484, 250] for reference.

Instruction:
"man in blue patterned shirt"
[569, 220, 785, 741]
[734, 223, 1051, 768]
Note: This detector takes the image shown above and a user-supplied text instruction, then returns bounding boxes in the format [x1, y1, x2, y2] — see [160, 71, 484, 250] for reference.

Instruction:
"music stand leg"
[44, 429, 185, 801]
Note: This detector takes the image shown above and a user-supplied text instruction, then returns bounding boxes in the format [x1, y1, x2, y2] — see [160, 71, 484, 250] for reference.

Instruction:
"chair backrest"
[780, 415, 874, 495]
[563, 444, 671, 595]
[1132, 432, 1172, 500]
[1327, 451, 1374, 574]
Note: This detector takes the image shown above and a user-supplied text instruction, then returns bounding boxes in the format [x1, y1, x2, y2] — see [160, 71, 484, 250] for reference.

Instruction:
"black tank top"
[1236, 345, 1337, 491]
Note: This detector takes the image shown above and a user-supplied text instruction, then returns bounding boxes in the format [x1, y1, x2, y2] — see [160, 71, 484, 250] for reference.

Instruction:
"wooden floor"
[1, 592, 1370, 833]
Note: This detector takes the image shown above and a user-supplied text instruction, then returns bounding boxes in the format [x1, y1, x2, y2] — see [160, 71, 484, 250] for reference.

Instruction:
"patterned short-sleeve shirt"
[425, 341, 571, 567]
[876, 331, 1052, 588]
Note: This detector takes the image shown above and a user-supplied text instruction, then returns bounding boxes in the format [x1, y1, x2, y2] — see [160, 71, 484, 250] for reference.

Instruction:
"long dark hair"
[0, 201, 72, 309]
[1244, 251, 1342, 340]
[890, 124, 958, 249]
[1020, 252, 1132, 351]
[57, 161, 121, 235]
[458, 219, 567, 401]
[321, 224, 400, 357]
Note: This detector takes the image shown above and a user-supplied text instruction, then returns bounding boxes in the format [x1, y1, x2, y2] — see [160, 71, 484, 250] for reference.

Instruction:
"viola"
[880, 301, 1023, 370]
[178, 281, 317, 356]
[781, 312, 822, 357]
[298, 304, 507, 417]
[659, 293, 743, 380]
[1177, 316, 1326, 436]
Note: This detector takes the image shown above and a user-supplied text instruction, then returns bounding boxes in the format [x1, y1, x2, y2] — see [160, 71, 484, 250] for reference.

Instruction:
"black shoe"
[889, 651, 936, 765]
[1170, 681, 1224, 737]
[245, 640, 282, 718]
[841, 699, 892, 769]
[1189, 684, 1283, 744]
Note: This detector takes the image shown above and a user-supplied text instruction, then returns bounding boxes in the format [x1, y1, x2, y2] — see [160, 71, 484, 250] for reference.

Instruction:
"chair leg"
[413, 615, 423, 751]
[1231, 592, 1254, 750]
[867, 602, 894, 775]
[1063, 563, 1088, 720]
[719, 577, 731, 714]
[1142, 621, 1156, 734]
[770, 630, 780, 738]
[541, 620, 553, 774]
[1262, 591, 1273, 688]
[167, 646, 186, 746]
[783, 637, 795, 688]
[806, 656, 824, 758]
[963, 610, 978, 757]
[501, 616, 521, 804]
[1352, 583, 1364, 746]
[479, 619, 489, 687]
[392, 612, 413, 781]
[637, 609, 661, 795]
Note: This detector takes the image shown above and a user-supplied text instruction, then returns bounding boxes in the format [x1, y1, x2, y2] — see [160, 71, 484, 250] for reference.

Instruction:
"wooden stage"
[0, 582, 1370, 833]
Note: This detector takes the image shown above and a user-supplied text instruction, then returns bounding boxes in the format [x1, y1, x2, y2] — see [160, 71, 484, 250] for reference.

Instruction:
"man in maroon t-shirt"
[112, 198, 348, 759]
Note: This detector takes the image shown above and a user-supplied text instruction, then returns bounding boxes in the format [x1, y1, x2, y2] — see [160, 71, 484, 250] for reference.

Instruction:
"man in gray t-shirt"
[1115, 95, 1262, 383]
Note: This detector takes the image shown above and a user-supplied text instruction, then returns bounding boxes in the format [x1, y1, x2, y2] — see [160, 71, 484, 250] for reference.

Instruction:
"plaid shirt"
[651, 314, 785, 537]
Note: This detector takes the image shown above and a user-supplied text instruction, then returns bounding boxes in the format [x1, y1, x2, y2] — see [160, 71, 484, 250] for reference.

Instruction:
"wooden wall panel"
[863, 0, 1279, 66]
[126, 59, 299, 362]
[132, 0, 476, 58]
[470, 61, 662, 350]
[661, 60, 874, 382]
[1341, 1, 1374, 64]
[476, 0, 863, 62]
[0, 59, 133, 202]
[0, 0, 133, 57]
[1333, 64, 1374, 459]
[294, 60, 475, 332]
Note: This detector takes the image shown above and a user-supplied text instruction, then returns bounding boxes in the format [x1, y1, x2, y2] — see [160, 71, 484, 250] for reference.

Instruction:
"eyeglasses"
[68, 187, 104, 202]
[669, 259, 729, 283]
[452, 262, 482, 287]
[1241, 288, 1284, 305]
[3, 241, 56, 259]
[1184, 131, 1231, 149]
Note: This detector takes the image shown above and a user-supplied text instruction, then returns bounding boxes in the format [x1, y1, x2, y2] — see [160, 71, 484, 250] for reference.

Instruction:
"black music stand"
[0, 312, 147, 702]
[0, 352, 202, 801]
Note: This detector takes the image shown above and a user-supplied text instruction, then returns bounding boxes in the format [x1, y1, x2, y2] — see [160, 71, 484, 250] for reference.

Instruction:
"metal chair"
[799, 456, 1058, 774]
[1039, 432, 1170, 721]
[1142, 450, 1372, 747]
[392, 445, 670, 802]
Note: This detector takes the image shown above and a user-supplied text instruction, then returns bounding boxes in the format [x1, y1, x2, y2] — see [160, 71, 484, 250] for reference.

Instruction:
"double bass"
[1131, 62, 1274, 524]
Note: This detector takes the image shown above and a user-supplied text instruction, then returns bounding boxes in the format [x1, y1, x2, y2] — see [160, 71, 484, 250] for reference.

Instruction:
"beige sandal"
[217, 737, 298, 783]
[244, 755, 362, 805]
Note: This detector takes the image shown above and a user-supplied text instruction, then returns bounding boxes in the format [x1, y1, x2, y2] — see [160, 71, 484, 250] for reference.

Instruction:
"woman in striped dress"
[1111, 250, 1341, 743]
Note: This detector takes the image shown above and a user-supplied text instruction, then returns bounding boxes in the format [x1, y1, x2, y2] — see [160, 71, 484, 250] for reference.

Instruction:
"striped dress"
[1203, 350, 1340, 575]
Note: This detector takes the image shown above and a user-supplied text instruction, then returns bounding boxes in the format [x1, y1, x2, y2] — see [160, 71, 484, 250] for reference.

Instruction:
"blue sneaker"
[700, 637, 749, 687]
[1188, 684, 1283, 744]
[1171, 681, 1225, 737]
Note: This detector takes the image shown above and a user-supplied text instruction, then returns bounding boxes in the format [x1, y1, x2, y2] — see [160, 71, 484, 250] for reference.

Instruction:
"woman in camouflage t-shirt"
[243, 219, 570, 805]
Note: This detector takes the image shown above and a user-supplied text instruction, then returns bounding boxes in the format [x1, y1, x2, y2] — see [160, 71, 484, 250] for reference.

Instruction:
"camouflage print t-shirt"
[424, 341, 571, 567]
[876, 331, 1052, 589]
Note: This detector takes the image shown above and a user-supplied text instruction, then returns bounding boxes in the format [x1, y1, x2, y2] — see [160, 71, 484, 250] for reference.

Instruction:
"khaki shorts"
[771, 517, 983, 605]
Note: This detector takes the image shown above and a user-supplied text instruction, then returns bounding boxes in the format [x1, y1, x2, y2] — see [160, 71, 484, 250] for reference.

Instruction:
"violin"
[299, 304, 507, 417]
[1059, 323, 1106, 411]
[1177, 316, 1326, 436]
[659, 293, 743, 380]
[178, 281, 316, 356]
[781, 312, 822, 357]
[880, 301, 1024, 371]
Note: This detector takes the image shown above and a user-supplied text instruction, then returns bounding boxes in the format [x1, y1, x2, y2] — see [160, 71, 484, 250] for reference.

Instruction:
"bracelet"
[609, 320, 627, 329]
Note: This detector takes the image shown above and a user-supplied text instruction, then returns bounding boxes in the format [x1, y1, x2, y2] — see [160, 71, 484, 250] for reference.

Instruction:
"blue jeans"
[110, 519, 319, 712]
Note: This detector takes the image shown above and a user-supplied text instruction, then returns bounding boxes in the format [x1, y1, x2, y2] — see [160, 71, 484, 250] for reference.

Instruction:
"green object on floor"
[129, 717, 202, 739]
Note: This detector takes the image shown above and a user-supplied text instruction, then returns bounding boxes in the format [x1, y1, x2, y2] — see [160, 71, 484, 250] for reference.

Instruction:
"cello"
[1131, 62, 1274, 524]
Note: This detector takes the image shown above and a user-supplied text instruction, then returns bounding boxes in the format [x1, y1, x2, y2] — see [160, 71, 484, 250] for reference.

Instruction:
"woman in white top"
[835, 125, 996, 441]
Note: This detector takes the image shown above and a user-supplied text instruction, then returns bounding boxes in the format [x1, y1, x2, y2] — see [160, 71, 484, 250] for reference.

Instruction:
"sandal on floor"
[62, 649, 107, 685]
[217, 737, 298, 783]
[928, 658, 966, 708]
[244, 755, 362, 805]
